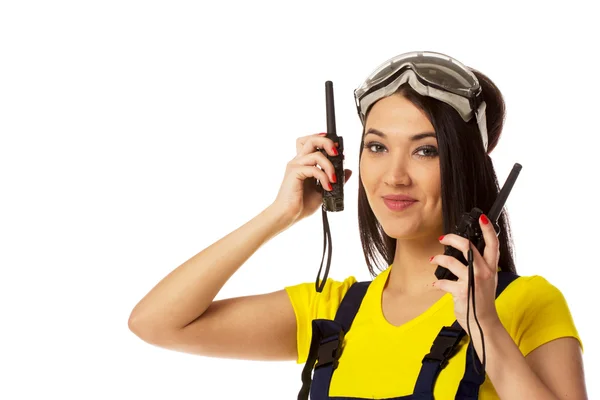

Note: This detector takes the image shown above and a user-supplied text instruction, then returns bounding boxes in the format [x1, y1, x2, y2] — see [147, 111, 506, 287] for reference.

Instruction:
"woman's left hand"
[430, 213, 501, 332]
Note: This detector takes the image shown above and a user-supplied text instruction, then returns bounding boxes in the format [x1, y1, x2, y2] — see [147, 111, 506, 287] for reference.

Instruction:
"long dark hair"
[357, 68, 517, 278]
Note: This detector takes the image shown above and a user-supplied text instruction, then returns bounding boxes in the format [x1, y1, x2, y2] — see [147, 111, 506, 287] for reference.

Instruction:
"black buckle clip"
[315, 330, 345, 369]
[422, 327, 464, 369]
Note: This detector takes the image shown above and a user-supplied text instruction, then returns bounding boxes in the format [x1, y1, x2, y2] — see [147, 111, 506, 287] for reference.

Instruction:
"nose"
[383, 156, 412, 187]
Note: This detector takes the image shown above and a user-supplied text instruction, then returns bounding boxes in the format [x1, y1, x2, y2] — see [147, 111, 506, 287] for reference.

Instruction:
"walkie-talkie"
[318, 81, 344, 212]
[435, 163, 523, 281]
[314, 81, 345, 293]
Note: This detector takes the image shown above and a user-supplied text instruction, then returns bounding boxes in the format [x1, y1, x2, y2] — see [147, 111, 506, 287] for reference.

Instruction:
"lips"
[381, 194, 417, 212]
[382, 194, 416, 201]
[383, 198, 417, 211]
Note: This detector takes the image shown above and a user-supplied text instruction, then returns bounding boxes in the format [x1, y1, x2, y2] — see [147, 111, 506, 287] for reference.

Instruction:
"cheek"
[420, 167, 441, 202]
[359, 159, 383, 193]
[359, 158, 372, 185]
[428, 177, 441, 196]
[359, 159, 379, 203]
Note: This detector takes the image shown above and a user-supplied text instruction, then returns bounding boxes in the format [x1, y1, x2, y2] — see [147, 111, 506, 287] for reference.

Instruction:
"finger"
[433, 278, 464, 297]
[438, 234, 490, 279]
[479, 214, 499, 270]
[300, 136, 339, 158]
[430, 254, 468, 282]
[296, 134, 339, 157]
[290, 165, 333, 191]
[295, 133, 324, 153]
[291, 151, 337, 183]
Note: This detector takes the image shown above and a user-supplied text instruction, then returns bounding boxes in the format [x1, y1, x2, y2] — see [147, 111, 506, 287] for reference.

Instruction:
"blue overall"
[297, 272, 519, 400]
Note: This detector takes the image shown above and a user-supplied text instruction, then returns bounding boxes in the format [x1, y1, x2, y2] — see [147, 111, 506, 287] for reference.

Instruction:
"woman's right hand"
[270, 133, 352, 227]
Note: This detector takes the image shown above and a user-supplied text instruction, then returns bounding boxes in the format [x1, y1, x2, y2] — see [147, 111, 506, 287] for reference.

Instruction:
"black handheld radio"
[434, 162, 522, 377]
[435, 163, 523, 280]
[318, 81, 344, 211]
[314, 81, 344, 293]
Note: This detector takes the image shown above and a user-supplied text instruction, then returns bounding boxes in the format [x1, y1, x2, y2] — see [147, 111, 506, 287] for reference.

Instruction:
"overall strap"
[412, 271, 521, 400]
[297, 281, 372, 400]
[413, 322, 466, 400]
[334, 281, 372, 330]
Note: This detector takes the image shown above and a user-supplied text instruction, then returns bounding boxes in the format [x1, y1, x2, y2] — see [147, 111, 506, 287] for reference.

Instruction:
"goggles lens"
[354, 51, 489, 153]
[355, 51, 480, 102]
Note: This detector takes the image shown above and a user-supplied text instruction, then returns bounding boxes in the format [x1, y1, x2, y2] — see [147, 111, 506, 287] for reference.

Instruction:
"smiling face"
[359, 93, 443, 240]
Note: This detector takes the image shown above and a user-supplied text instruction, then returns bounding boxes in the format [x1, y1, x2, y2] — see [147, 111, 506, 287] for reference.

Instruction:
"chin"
[376, 215, 437, 241]
[378, 222, 423, 240]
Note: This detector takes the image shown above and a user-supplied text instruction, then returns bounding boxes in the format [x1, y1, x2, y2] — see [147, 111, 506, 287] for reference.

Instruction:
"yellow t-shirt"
[284, 264, 583, 399]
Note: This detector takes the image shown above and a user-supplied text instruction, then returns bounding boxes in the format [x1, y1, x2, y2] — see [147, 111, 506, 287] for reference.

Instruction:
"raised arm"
[128, 132, 351, 361]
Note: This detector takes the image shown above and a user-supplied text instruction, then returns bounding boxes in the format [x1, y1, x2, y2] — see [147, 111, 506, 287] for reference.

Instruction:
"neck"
[386, 234, 446, 297]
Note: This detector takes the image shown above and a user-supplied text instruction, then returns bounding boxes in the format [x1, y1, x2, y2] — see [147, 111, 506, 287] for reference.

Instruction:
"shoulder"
[498, 273, 583, 356]
[500, 274, 569, 306]
[284, 275, 360, 365]
[284, 275, 359, 319]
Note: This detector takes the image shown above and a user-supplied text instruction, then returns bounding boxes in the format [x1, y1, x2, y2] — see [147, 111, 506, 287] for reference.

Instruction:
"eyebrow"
[365, 128, 436, 141]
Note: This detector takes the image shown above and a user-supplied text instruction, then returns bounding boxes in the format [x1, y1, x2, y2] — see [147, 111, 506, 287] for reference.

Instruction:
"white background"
[1, 1, 598, 399]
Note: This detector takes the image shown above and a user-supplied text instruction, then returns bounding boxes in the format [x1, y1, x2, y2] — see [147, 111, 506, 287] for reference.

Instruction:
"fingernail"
[438, 235, 445, 241]
[335, 142, 339, 147]
[318, 132, 327, 136]
[332, 147, 339, 156]
[429, 256, 434, 262]
[327, 182, 333, 190]
[480, 214, 489, 225]
[331, 173, 337, 183]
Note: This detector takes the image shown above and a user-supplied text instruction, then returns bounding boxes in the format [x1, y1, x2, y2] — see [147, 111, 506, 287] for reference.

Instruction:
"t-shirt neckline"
[369, 265, 453, 333]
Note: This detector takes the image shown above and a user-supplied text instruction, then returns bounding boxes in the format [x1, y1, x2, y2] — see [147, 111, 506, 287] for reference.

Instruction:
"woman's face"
[360, 93, 443, 239]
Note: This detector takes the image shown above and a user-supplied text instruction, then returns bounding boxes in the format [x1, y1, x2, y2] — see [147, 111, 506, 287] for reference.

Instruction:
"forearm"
[469, 319, 558, 400]
[128, 204, 292, 339]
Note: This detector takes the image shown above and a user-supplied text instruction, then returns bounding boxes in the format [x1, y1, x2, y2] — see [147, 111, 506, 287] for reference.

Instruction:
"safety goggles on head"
[353, 51, 489, 153]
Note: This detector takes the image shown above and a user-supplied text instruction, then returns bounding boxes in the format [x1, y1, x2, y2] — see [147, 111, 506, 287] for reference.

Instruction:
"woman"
[128, 51, 587, 399]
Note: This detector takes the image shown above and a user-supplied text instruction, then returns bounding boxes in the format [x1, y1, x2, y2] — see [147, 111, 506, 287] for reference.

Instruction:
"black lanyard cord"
[466, 225, 486, 375]
[315, 206, 333, 293]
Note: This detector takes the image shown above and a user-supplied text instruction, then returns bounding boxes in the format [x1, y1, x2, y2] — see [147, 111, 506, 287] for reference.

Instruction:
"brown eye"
[363, 141, 385, 154]
[415, 146, 439, 159]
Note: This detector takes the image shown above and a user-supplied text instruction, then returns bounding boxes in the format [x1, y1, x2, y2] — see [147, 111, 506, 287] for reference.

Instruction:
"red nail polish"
[480, 214, 489, 225]
[429, 256, 434, 262]
[327, 182, 333, 190]
[332, 147, 339, 156]
[331, 174, 337, 183]
[438, 235, 445, 241]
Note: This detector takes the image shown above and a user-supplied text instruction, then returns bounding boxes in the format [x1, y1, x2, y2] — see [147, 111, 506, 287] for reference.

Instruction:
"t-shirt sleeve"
[513, 275, 583, 357]
[284, 275, 358, 364]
